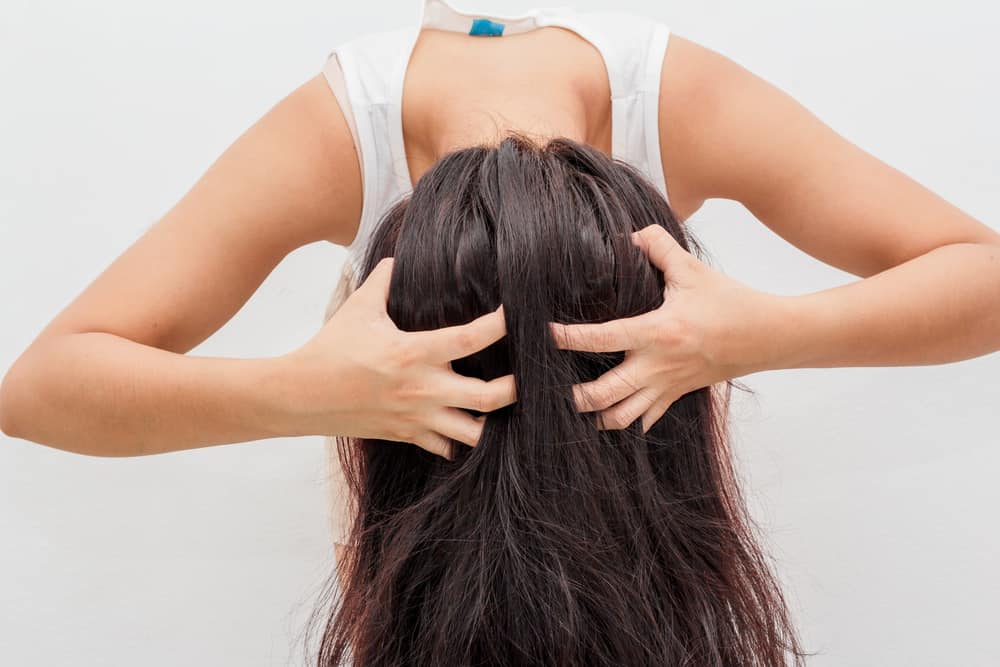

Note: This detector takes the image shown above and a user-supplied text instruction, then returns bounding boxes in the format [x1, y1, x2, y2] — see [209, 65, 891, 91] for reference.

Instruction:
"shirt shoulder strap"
[575, 10, 672, 204]
[323, 26, 417, 276]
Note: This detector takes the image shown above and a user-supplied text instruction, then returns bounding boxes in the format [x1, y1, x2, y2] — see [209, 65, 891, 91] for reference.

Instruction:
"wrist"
[264, 349, 357, 439]
[737, 291, 817, 375]
[231, 355, 297, 439]
[241, 354, 317, 439]
[754, 292, 831, 372]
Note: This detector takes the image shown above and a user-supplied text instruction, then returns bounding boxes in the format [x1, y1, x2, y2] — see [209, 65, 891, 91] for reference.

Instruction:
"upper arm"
[30, 71, 362, 354]
[657, 34, 1000, 278]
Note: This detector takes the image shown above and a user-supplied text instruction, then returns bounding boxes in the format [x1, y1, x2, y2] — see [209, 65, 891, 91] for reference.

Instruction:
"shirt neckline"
[387, 0, 617, 194]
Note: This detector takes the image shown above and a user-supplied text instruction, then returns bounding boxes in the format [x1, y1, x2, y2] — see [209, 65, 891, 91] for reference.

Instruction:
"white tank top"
[321, 0, 672, 277]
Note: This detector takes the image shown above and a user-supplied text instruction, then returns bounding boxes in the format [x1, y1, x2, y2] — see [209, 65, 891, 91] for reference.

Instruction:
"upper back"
[323, 0, 673, 276]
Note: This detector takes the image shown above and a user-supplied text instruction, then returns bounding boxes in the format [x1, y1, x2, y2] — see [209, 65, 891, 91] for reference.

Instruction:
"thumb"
[356, 256, 395, 306]
[631, 224, 692, 275]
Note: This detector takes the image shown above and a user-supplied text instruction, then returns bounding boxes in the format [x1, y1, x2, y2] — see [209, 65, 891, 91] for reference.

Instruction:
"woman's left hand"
[548, 223, 789, 433]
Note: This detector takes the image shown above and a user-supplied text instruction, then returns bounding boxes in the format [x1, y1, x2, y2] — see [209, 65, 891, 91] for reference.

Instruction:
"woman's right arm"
[0, 73, 363, 457]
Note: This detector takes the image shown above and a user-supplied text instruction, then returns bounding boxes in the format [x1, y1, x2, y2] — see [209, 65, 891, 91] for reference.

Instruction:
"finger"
[437, 371, 517, 412]
[412, 430, 455, 460]
[571, 356, 645, 412]
[549, 314, 646, 353]
[631, 224, 689, 273]
[427, 407, 487, 448]
[423, 304, 507, 362]
[640, 394, 678, 434]
[597, 387, 657, 431]
[358, 256, 395, 303]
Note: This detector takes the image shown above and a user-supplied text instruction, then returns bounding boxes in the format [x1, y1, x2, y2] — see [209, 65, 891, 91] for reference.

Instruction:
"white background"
[2, 1, 998, 665]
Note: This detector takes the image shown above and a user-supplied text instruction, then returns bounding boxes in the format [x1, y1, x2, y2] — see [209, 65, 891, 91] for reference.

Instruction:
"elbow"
[1, 343, 139, 457]
[0, 360, 28, 439]
[0, 370, 118, 457]
[1, 350, 51, 445]
[0, 367, 114, 456]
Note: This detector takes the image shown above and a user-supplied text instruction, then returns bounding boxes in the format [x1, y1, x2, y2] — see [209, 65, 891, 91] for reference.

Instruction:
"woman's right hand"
[281, 257, 517, 459]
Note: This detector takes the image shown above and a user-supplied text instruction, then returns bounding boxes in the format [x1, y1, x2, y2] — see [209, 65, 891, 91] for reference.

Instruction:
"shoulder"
[653, 33, 724, 222]
[654, 33, 787, 221]
[653, 32, 1000, 276]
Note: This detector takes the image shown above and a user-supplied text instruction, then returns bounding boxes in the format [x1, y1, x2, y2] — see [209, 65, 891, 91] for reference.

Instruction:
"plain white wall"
[2, 1, 998, 665]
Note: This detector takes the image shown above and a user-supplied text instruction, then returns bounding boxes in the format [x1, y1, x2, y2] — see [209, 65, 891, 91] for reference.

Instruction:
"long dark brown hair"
[306, 134, 809, 666]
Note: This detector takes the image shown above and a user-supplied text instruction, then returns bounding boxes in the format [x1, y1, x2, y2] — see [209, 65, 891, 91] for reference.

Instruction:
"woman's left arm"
[653, 35, 1000, 369]
[550, 34, 1000, 431]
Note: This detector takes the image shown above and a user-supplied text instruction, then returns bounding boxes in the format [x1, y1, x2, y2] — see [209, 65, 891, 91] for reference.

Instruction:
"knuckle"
[426, 435, 450, 458]
[481, 383, 509, 412]
[673, 315, 695, 339]
[622, 409, 640, 428]
[400, 412, 428, 437]
[603, 410, 630, 430]
[459, 425, 478, 447]
[617, 400, 646, 428]
[678, 317, 705, 350]
[394, 424, 417, 443]
[654, 316, 687, 347]
[413, 382, 433, 401]
[391, 337, 423, 369]
[593, 387, 614, 410]
[597, 328, 616, 349]
[598, 385, 620, 410]
[478, 389, 498, 412]
[650, 324, 671, 347]
[561, 326, 580, 348]
[612, 366, 638, 391]
[454, 328, 475, 352]
[471, 390, 489, 413]
[575, 385, 597, 410]
[492, 384, 514, 410]
[393, 380, 426, 403]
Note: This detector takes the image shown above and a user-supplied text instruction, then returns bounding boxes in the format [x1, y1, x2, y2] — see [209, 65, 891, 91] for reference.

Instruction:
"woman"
[4, 0, 998, 454]
[1, 0, 998, 658]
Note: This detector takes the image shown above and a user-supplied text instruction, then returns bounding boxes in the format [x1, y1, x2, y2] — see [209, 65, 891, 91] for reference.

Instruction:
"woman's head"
[310, 134, 806, 666]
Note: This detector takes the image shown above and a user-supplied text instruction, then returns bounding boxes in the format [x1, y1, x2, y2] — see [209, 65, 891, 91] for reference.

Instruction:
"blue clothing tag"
[469, 18, 505, 36]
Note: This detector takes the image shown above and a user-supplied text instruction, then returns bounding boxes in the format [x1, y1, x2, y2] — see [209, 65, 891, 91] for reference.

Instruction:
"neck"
[410, 87, 610, 184]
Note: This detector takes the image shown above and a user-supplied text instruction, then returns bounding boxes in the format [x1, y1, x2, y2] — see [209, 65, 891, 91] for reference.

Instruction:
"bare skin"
[1, 25, 999, 456]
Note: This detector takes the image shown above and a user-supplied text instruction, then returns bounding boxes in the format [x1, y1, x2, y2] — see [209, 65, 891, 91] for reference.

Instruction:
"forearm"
[0, 332, 303, 456]
[766, 242, 1000, 369]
